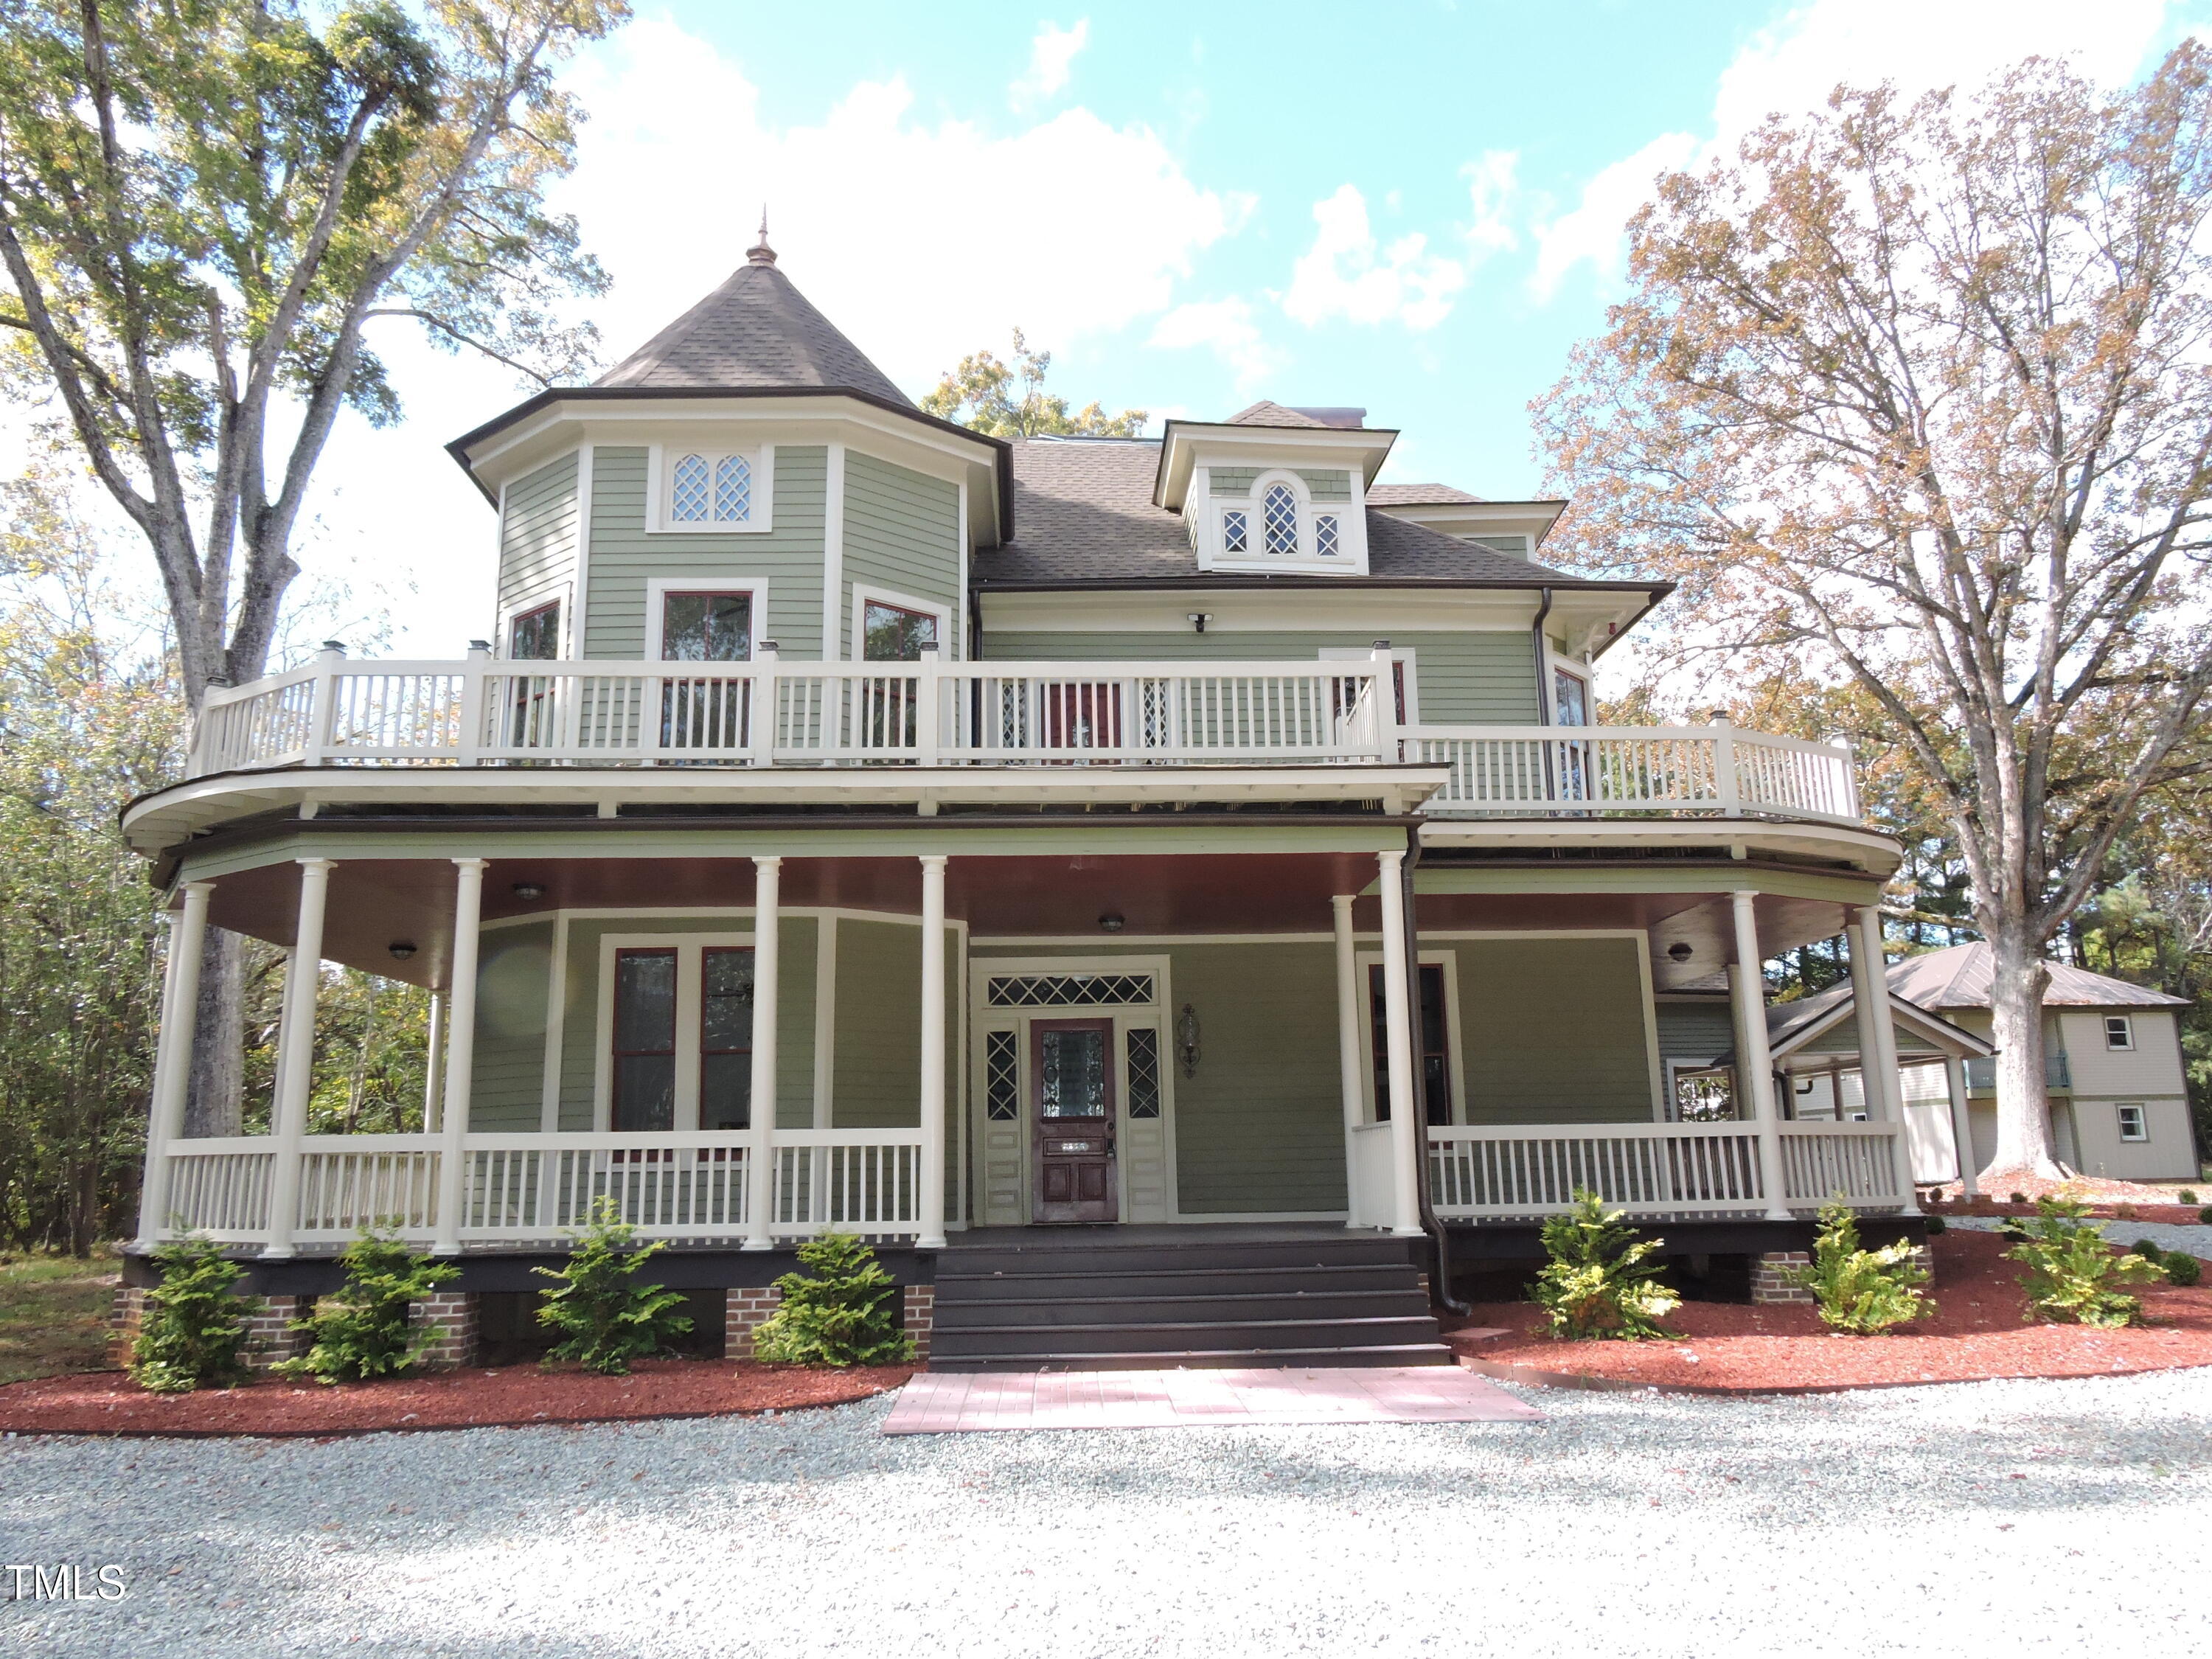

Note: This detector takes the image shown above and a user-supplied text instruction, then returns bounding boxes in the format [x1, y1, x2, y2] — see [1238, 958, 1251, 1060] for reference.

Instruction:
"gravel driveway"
[5, 1367, 2210, 1658]
[1947, 1214, 2212, 1258]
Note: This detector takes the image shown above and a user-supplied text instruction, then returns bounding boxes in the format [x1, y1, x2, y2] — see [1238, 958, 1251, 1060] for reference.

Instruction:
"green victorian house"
[119, 232, 1923, 1371]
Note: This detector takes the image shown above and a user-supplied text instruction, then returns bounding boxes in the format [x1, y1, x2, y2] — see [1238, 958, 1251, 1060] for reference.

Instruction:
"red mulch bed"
[0, 1357, 914, 1439]
[1446, 1230, 2212, 1395]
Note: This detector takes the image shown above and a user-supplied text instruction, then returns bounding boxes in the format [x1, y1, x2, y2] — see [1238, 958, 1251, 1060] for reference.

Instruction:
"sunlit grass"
[0, 1248, 120, 1384]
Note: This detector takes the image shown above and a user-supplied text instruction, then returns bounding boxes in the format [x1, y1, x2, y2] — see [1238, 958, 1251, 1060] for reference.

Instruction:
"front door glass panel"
[1031, 1018, 1117, 1222]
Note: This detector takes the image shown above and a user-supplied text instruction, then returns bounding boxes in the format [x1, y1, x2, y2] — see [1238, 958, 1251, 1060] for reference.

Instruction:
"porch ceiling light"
[1099, 912, 1125, 933]
[1177, 1003, 1201, 1079]
[387, 941, 417, 961]
[1668, 942, 1694, 962]
[511, 881, 547, 901]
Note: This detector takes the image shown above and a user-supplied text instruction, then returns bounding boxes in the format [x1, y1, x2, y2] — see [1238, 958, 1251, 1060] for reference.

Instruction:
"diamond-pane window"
[714, 455, 751, 521]
[1263, 484, 1298, 555]
[1222, 509, 1248, 553]
[985, 1029, 1020, 1121]
[985, 973, 1156, 1008]
[1127, 1028, 1161, 1119]
[670, 454, 710, 521]
[1315, 514, 1340, 557]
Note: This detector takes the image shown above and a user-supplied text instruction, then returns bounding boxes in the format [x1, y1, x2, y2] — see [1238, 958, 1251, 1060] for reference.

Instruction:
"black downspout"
[1402, 824, 1470, 1315]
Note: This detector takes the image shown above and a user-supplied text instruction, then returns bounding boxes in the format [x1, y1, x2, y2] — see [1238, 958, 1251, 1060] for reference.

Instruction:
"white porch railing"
[181, 655, 1867, 827]
[1425, 1119, 1907, 1221]
[157, 1127, 928, 1247]
[1407, 724, 1860, 824]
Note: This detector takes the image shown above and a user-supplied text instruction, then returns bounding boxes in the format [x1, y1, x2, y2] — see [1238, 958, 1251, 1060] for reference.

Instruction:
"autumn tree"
[0, 0, 627, 1133]
[922, 328, 1147, 437]
[1538, 50, 2212, 1182]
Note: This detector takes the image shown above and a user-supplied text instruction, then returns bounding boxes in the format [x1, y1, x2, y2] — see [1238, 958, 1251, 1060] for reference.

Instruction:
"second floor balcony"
[184, 650, 1866, 827]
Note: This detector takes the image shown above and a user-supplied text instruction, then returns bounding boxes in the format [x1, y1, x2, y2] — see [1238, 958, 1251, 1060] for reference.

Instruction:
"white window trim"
[1318, 647, 1420, 724]
[850, 582, 953, 663]
[1201, 467, 1369, 576]
[645, 442, 776, 535]
[2116, 1102, 2149, 1141]
[642, 577, 768, 661]
[593, 932, 757, 1133]
[2104, 1015, 2135, 1051]
[1542, 635, 1593, 726]
[1352, 948, 1467, 1126]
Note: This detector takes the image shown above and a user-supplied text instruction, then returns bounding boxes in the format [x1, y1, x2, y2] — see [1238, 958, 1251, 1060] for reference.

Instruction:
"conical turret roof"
[594, 237, 911, 406]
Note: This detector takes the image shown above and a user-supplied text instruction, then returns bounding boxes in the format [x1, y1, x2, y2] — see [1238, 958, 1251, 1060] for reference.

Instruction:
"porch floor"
[880, 1365, 1542, 1435]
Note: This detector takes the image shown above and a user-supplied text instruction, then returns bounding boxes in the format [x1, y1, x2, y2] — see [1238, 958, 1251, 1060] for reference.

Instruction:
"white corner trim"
[954, 479, 969, 661]
[644, 442, 776, 535]
[571, 443, 594, 655]
[822, 441, 846, 658]
[641, 576, 770, 661]
[540, 914, 569, 1133]
[849, 582, 953, 661]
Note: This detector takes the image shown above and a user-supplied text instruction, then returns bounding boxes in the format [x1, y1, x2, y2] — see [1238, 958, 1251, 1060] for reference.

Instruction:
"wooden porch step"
[930, 1343, 1456, 1373]
[935, 1263, 1419, 1301]
[933, 1289, 1433, 1328]
[931, 1315, 1442, 1359]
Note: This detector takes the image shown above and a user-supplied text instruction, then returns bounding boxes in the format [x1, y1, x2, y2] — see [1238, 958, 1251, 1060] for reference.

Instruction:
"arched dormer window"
[1262, 482, 1298, 556]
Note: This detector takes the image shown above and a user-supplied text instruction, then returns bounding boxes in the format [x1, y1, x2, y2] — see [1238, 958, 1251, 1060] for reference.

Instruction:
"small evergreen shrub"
[2113, 1203, 2140, 1222]
[534, 1198, 692, 1375]
[2199, 1205, 2212, 1226]
[2131, 1239, 2163, 1263]
[2177, 1189, 2199, 1206]
[130, 1234, 251, 1394]
[1923, 1215, 1947, 1234]
[276, 1229, 459, 1385]
[2008, 1191, 2030, 1206]
[2005, 1198, 2166, 1328]
[1529, 1189, 1681, 1342]
[1785, 1200, 1935, 1335]
[2163, 1251, 2202, 1287]
[753, 1232, 917, 1367]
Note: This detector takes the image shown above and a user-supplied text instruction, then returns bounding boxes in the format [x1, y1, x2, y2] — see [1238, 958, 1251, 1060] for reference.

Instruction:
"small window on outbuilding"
[2117, 1103, 2148, 1141]
[2104, 1015, 2135, 1051]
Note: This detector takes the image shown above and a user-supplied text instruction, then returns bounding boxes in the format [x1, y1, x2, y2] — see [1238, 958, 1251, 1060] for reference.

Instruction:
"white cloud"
[1461, 149, 1521, 261]
[1282, 184, 1466, 331]
[1530, 0, 2174, 300]
[1147, 296, 1287, 391]
[554, 17, 1245, 391]
[1011, 19, 1089, 108]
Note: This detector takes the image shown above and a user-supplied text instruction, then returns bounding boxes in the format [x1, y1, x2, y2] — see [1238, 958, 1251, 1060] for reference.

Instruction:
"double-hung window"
[604, 940, 757, 1133]
[1368, 963, 1454, 1125]
[2104, 1015, 2135, 1051]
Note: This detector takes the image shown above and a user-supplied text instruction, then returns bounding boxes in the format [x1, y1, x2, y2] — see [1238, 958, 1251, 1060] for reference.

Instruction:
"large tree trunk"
[184, 925, 244, 1138]
[1983, 926, 2067, 1181]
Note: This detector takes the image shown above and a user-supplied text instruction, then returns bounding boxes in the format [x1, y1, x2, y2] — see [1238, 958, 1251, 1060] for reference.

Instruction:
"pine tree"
[533, 1199, 692, 1374]
[753, 1232, 916, 1367]
[130, 1234, 251, 1393]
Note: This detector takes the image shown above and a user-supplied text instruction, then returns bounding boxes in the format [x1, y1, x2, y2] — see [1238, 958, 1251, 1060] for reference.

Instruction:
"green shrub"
[2131, 1239, 2163, 1263]
[1529, 1189, 1681, 1342]
[1786, 1200, 1935, 1335]
[2178, 1189, 2199, 1206]
[534, 1199, 692, 1375]
[2008, 1191, 2030, 1206]
[753, 1232, 917, 1368]
[2004, 1197, 2166, 1327]
[276, 1230, 458, 1385]
[129, 1234, 251, 1394]
[2163, 1251, 2202, 1287]
[2200, 1206, 2212, 1226]
[1923, 1214, 1947, 1234]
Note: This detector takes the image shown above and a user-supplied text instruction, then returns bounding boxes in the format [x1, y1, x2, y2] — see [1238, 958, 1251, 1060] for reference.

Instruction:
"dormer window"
[1202, 467, 1363, 571]
[1222, 509, 1249, 554]
[1262, 484, 1298, 556]
[1315, 514, 1341, 558]
[651, 445, 773, 533]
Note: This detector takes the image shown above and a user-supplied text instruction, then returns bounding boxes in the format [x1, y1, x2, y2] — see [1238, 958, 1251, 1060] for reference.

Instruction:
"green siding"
[1166, 943, 1347, 1214]
[1655, 998, 1734, 1064]
[982, 630, 1542, 724]
[470, 921, 553, 1131]
[843, 451, 961, 657]
[556, 916, 817, 1130]
[1452, 939, 1656, 1124]
[583, 445, 827, 660]
[1208, 468, 1352, 501]
[499, 454, 579, 624]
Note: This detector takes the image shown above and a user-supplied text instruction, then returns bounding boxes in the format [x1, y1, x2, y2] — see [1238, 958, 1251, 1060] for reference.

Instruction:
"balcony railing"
[183, 653, 1863, 825]
[1963, 1052, 2072, 1092]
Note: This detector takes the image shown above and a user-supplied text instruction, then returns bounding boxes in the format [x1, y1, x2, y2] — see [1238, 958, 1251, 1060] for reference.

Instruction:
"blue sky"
[273, 1, 2205, 652]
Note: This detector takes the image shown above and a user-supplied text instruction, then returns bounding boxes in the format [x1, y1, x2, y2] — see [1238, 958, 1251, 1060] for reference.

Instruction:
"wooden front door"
[1031, 1019, 1118, 1223]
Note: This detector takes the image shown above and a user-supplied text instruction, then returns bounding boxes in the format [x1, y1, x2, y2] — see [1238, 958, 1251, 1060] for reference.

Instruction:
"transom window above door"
[655, 589, 754, 661]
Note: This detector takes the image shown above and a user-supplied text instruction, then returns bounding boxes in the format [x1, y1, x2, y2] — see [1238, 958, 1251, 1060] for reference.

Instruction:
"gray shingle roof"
[1367, 482, 1487, 506]
[973, 438, 1601, 587]
[594, 248, 911, 405]
[1885, 942, 2190, 1009]
[1225, 400, 1332, 428]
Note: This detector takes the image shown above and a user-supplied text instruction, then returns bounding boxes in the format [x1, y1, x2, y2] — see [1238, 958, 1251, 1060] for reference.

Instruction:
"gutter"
[1399, 824, 1472, 1318]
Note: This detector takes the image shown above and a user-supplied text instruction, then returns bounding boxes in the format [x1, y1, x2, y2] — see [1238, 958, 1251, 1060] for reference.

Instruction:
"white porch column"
[1853, 905, 1921, 1214]
[1846, 911, 1892, 1121]
[135, 881, 214, 1248]
[1728, 890, 1793, 1220]
[1375, 851, 1425, 1237]
[917, 855, 950, 1250]
[262, 859, 335, 1258]
[431, 858, 487, 1256]
[743, 857, 782, 1251]
[421, 993, 445, 1135]
[1332, 894, 1367, 1228]
[1945, 1053, 1980, 1197]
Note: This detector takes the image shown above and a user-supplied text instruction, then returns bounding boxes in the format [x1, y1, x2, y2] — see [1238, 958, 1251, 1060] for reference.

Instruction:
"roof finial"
[748, 206, 776, 266]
